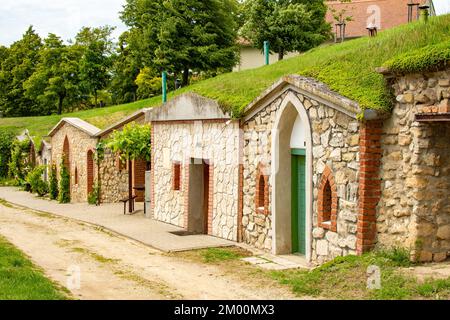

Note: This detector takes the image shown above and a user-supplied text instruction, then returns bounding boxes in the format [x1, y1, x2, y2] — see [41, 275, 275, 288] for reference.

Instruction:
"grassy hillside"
[1, 14, 450, 141]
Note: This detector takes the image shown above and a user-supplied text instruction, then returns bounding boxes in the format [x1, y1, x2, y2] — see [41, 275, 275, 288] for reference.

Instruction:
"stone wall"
[151, 120, 240, 241]
[99, 150, 129, 203]
[98, 116, 147, 203]
[37, 143, 52, 182]
[51, 123, 98, 203]
[242, 90, 361, 264]
[378, 68, 450, 262]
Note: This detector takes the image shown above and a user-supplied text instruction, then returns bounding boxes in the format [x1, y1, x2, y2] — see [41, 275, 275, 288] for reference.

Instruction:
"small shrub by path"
[0, 236, 69, 300]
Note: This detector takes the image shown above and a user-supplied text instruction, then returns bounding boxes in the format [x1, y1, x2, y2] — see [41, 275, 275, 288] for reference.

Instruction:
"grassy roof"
[1, 14, 449, 141]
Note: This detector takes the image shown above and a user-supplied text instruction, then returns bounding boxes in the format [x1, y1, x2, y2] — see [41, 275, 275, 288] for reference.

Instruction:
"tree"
[76, 26, 115, 108]
[23, 34, 82, 115]
[241, 0, 331, 60]
[121, 0, 239, 86]
[0, 27, 43, 116]
[110, 32, 140, 104]
[106, 124, 151, 213]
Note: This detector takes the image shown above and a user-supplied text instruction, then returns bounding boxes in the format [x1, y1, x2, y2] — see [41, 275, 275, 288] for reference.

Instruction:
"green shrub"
[48, 164, 58, 200]
[0, 130, 15, 178]
[26, 166, 48, 196]
[88, 182, 100, 206]
[58, 159, 70, 204]
[8, 138, 34, 186]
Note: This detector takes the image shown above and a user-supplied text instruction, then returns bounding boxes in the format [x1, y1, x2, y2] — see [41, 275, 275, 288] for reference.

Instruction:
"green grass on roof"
[1, 14, 450, 140]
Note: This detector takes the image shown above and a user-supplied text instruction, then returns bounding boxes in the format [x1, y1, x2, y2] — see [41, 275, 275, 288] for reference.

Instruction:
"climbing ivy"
[58, 158, 70, 204]
[8, 138, 34, 186]
[48, 163, 58, 200]
[0, 130, 15, 178]
[106, 123, 151, 162]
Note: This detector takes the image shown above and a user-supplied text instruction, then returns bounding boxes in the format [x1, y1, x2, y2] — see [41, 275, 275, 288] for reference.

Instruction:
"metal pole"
[264, 41, 269, 66]
[162, 71, 167, 103]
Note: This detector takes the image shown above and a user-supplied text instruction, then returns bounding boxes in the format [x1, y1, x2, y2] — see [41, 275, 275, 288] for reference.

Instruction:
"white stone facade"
[151, 120, 240, 241]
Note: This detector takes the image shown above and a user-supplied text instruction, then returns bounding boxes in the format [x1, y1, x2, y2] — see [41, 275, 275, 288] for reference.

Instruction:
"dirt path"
[0, 202, 297, 300]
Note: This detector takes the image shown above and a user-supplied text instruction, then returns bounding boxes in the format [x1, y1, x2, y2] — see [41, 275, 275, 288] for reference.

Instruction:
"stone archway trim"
[271, 91, 313, 262]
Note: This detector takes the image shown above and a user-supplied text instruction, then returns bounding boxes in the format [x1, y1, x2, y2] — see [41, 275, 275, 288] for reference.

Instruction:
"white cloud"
[0, 0, 128, 46]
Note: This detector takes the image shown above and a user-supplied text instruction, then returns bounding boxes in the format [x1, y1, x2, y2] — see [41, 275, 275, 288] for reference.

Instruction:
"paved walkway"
[0, 187, 234, 252]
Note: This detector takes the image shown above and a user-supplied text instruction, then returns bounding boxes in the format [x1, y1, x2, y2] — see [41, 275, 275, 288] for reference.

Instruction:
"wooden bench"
[120, 195, 138, 215]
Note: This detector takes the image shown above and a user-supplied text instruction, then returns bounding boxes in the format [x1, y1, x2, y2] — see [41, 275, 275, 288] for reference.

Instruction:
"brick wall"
[326, 0, 411, 38]
[357, 120, 383, 254]
[132, 159, 147, 202]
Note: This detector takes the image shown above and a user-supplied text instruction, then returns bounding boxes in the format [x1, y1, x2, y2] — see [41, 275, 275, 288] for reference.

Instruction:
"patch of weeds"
[114, 270, 181, 299]
[172, 246, 252, 264]
[373, 247, 413, 267]
[416, 278, 450, 299]
[71, 247, 119, 264]
[0, 198, 17, 209]
[269, 248, 447, 300]
[200, 247, 252, 263]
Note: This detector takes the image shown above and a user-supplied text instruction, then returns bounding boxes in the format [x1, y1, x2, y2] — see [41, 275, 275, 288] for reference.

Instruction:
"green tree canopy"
[23, 34, 82, 115]
[0, 26, 43, 116]
[121, 0, 239, 86]
[240, 0, 331, 60]
[106, 123, 151, 161]
[75, 26, 115, 107]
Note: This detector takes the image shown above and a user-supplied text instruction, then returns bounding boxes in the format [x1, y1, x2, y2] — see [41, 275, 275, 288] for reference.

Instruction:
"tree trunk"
[57, 94, 65, 115]
[278, 49, 285, 61]
[182, 67, 190, 86]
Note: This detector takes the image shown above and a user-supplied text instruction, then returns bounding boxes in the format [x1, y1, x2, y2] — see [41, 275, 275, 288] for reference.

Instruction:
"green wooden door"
[291, 149, 306, 255]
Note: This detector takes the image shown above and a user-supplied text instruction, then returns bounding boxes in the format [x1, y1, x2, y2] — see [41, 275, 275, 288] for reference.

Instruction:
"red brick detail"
[172, 162, 182, 191]
[255, 163, 270, 216]
[237, 125, 244, 242]
[207, 164, 214, 235]
[183, 164, 190, 230]
[132, 159, 147, 202]
[150, 124, 155, 217]
[318, 166, 338, 232]
[357, 120, 383, 255]
[86, 149, 94, 196]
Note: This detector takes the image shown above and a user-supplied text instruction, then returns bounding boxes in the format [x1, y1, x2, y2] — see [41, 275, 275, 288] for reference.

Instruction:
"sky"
[0, 0, 449, 46]
[434, 0, 450, 15]
[0, 0, 128, 46]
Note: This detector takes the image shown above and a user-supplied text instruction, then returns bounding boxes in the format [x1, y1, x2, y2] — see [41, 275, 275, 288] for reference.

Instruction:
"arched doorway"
[271, 92, 312, 261]
[87, 150, 94, 198]
[63, 136, 71, 191]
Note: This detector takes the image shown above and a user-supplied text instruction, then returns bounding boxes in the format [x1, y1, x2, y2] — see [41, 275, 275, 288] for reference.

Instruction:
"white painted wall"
[290, 115, 308, 149]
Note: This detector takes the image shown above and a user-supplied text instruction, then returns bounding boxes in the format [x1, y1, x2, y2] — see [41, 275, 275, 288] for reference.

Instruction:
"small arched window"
[74, 167, 78, 185]
[318, 166, 338, 232]
[255, 163, 269, 215]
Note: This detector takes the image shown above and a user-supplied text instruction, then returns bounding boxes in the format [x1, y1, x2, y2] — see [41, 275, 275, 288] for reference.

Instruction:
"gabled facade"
[48, 118, 100, 203]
